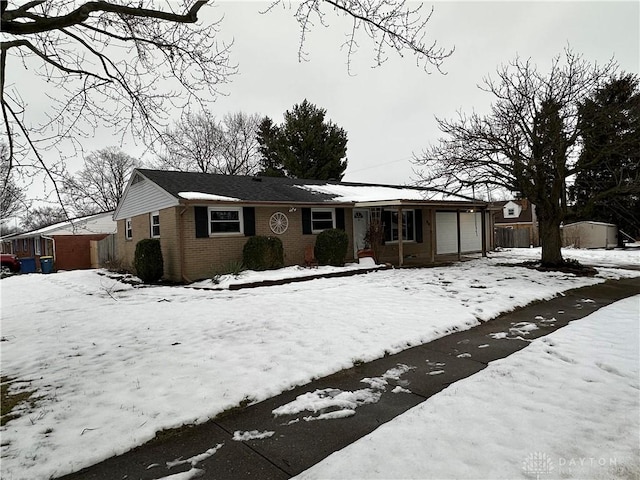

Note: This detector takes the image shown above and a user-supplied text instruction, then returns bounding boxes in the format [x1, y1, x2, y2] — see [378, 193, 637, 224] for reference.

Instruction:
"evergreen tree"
[257, 100, 348, 180]
[569, 74, 640, 240]
[256, 117, 287, 177]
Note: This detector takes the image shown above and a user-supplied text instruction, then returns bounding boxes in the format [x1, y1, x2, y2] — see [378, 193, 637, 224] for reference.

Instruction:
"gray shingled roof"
[137, 169, 427, 204]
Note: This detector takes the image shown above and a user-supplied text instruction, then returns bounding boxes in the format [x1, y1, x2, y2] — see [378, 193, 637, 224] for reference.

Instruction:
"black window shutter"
[335, 208, 345, 230]
[194, 206, 209, 238]
[415, 209, 423, 243]
[243, 207, 256, 236]
[302, 208, 312, 234]
[382, 210, 392, 244]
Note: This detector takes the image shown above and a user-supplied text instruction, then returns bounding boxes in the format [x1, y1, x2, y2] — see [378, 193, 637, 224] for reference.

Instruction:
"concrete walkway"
[58, 276, 640, 480]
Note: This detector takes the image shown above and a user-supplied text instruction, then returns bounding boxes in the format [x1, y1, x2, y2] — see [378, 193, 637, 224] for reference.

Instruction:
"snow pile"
[296, 295, 640, 480]
[491, 246, 640, 268]
[232, 430, 275, 441]
[272, 364, 414, 422]
[191, 262, 381, 289]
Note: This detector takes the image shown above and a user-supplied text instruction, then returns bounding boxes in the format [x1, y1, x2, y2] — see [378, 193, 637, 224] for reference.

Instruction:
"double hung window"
[209, 207, 243, 235]
[311, 209, 335, 233]
[150, 212, 160, 238]
[384, 209, 416, 242]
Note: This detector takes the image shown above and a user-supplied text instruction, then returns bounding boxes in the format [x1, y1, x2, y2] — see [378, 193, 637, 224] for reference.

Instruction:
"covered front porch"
[351, 200, 493, 267]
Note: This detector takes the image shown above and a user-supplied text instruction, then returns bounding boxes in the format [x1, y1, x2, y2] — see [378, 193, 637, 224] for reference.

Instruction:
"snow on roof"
[295, 183, 480, 203]
[562, 221, 617, 228]
[178, 192, 242, 202]
[14, 211, 116, 238]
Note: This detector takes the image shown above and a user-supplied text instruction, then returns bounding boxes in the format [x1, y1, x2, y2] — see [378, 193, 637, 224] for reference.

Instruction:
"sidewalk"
[58, 276, 640, 480]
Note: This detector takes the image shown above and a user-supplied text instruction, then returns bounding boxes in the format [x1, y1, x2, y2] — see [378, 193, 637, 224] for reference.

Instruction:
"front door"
[353, 209, 370, 256]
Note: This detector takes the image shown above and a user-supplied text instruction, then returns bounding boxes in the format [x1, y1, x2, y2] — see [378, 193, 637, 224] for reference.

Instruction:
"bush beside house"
[134, 239, 164, 283]
[315, 229, 349, 266]
[242, 236, 284, 271]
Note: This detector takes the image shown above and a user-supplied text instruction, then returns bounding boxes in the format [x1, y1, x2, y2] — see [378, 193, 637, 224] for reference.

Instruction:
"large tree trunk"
[539, 215, 564, 267]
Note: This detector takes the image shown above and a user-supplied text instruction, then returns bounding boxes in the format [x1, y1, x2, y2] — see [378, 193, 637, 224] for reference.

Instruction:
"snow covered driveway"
[1, 251, 639, 479]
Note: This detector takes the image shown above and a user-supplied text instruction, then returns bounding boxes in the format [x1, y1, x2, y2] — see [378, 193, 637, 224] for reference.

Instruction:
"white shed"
[562, 221, 618, 249]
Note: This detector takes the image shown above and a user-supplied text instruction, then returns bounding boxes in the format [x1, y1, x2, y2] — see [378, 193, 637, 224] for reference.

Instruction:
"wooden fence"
[494, 227, 531, 248]
[90, 234, 117, 268]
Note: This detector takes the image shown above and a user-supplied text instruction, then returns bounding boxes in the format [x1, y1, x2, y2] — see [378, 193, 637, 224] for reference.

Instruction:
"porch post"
[456, 209, 462, 261]
[398, 206, 404, 266]
[481, 209, 487, 257]
[430, 209, 436, 263]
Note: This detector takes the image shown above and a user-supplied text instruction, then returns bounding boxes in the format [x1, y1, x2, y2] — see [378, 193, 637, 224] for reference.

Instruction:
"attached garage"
[436, 212, 458, 254]
[436, 211, 484, 255]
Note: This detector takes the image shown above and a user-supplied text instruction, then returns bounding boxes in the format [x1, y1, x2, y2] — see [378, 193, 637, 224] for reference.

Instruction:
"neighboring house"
[8, 212, 116, 271]
[562, 221, 618, 249]
[492, 199, 539, 247]
[113, 169, 493, 283]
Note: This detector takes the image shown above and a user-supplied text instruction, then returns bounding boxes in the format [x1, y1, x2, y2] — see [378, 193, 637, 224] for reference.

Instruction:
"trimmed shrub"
[315, 228, 349, 266]
[242, 236, 284, 271]
[134, 238, 164, 283]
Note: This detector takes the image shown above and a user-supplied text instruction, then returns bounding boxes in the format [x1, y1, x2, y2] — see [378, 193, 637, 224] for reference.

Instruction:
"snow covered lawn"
[297, 294, 640, 480]
[0, 248, 638, 479]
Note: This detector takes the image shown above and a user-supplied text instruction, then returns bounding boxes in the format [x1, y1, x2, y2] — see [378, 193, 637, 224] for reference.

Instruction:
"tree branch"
[1, 1, 208, 35]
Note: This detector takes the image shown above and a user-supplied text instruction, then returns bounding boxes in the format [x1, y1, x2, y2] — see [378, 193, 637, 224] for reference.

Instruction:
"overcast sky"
[205, 0, 639, 187]
[13, 1, 640, 203]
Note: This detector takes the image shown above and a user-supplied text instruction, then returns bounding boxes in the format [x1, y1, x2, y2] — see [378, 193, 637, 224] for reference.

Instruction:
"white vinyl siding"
[114, 177, 178, 220]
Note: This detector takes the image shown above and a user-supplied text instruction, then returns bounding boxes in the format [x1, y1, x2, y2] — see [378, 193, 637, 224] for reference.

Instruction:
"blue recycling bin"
[20, 257, 36, 273]
[40, 256, 54, 274]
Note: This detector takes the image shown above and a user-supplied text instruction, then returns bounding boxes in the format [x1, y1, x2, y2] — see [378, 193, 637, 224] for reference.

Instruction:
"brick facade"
[116, 204, 453, 283]
[117, 205, 360, 283]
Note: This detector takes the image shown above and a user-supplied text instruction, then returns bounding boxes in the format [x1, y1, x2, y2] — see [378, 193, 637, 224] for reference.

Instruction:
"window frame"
[208, 206, 244, 236]
[150, 211, 160, 238]
[34, 237, 41, 256]
[310, 208, 336, 234]
[384, 209, 416, 243]
[125, 218, 133, 240]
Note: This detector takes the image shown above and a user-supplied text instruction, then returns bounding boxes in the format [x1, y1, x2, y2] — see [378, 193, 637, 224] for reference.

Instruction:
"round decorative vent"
[269, 211, 289, 234]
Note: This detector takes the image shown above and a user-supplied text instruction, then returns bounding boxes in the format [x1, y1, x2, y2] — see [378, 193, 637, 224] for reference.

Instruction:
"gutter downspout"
[179, 206, 192, 284]
[41, 235, 56, 263]
[456, 210, 462, 261]
[398, 206, 404, 267]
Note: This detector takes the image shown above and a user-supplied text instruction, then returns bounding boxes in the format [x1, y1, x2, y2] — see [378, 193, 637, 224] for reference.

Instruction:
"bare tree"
[218, 112, 262, 175]
[1, 142, 27, 219]
[2, 0, 451, 206]
[20, 206, 67, 232]
[155, 111, 222, 174]
[2, 1, 234, 202]
[155, 111, 262, 175]
[414, 49, 618, 267]
[63, 147, 140, 215]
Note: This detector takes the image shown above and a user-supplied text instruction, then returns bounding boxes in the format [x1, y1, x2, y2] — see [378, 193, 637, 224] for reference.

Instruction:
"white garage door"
[436, 211, 483, 254]
[460, 212, 482, 252]
[436, 212, 458, 254]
